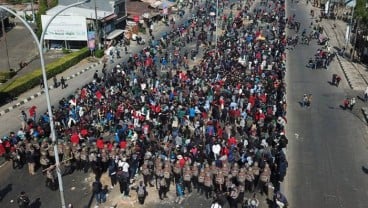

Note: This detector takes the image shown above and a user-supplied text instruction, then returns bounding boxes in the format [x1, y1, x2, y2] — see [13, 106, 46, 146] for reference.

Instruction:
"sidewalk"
[0, 6, 203, 117]
[311, 5, 368, 91]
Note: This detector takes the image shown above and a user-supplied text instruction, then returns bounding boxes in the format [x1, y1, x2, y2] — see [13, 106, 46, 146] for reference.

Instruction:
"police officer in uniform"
[252, 162, 261, 190]
[101, 148, 109, 172]
[73, 146, 81, 171]
[48, 143, 56, 164]
[238, 182, 245, 205]
[191, 163, 199, 190]
[231, 163, 239, 178]
[237, 167, 246, 185]
[62, 143, 73, 176]
[163, 162, 172, 191]
[45, 165, 57, 190]
[197, 168, 205, 194]
[141, 159, 154, 187]
[57, 142, 64, 161]
[40, 150, 50, 171]
[154, 161, 163, 189]
[183, 165, 192, 193]
[204, 171, 213, 199]
[158, 175, 168, 200]
[245, 167, 255, 192]
[80, 147, 89, 173]
[228, 184, 239, 208]
[222, 162, 230, 177]
[215, 170, 224, 192]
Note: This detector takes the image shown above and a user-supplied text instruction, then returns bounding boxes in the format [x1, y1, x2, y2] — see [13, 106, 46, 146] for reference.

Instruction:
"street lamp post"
[0, 1, 90, 208]
[215, 0, 219, 50]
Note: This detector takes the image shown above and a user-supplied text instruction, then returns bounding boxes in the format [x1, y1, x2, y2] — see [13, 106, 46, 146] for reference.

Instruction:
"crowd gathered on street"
[0, 0, 291, 207]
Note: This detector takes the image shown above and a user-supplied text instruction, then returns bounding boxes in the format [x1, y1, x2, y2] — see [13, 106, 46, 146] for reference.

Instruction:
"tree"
[355, 0, 368, 24]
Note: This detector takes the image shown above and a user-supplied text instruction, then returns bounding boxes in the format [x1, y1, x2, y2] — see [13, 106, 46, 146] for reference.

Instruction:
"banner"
[87, 31, 96, 50]
[41, 15, 88, 41]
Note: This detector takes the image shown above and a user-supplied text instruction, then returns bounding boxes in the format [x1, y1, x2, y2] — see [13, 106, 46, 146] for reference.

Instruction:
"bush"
[62, 48, 72, 54]
[0, 48, 89, 97]
[0, 70, 17, 80]
[95, 49, 105, 58]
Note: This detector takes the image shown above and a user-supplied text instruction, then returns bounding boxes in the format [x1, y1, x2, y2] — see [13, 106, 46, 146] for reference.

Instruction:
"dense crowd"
[0, 0, 290, 207]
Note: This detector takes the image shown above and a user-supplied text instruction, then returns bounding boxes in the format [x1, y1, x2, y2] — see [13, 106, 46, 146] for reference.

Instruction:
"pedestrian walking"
[136, 181, 147, 204]
[274, 191, 288, 208]
[158, 176, 168, 200]
[364, 87, 368, 102]
[40, 78, 44, 89]
[92, 177, 103, 205]
[335, 75, 341, 87]
[26, 148, 36, 175]
[343, 97, 350, 110]
[19, 110, 27, 130]
[349, 97, 356, 110]
[53, 76, 58, 88]
[60, 76, 67, 89]
[302, 94, 308, 107]
[28, 105, 37, 121]
[307, 94, 312, 107]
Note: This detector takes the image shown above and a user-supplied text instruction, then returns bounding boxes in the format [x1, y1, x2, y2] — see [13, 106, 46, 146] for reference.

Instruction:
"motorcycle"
[318, 37, 329, 45]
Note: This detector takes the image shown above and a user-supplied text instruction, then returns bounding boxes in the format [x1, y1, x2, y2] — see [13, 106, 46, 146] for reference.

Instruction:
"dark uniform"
[163, 163, 172, 191]
[197, 168, 205, 194]
[204, 172, 213, 199]
[141, 160, 154, 187]
[183, 165, 192, 193]
[158, 176, 168, 200]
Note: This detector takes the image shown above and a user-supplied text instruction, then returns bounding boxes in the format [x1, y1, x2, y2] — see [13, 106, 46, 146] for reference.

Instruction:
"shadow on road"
[84, 193, 95, 208]
[362, 166, 368, 174]
[0, 183, 12, 202]
[30, 198, 41, 208]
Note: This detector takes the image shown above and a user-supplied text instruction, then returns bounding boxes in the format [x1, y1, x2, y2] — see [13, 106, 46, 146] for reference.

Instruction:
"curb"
[362, 107, 368, 124]
[336, 55, 353, 89]
[0, 60, 103, 117]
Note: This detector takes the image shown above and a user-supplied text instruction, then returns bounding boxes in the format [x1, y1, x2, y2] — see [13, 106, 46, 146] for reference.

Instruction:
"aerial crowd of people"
[0, 0, 291, 207]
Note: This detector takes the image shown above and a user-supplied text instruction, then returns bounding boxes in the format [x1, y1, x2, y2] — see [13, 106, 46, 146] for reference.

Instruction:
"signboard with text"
[41, 15, 88, 41]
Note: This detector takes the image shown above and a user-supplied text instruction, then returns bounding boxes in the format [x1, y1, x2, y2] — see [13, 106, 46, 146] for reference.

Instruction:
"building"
[45, 0, 127, 49]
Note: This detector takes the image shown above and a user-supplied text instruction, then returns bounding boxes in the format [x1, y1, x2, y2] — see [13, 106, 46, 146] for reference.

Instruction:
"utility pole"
[351, 18, 359, 61]
[94, 0, 100, 49]
[30, 0, 35, 23]
[215, 0, 218, 51]
[1, 10, 11, 71]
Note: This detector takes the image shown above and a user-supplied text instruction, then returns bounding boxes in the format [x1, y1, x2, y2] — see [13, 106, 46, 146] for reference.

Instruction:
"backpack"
[137, 185, 145, 197]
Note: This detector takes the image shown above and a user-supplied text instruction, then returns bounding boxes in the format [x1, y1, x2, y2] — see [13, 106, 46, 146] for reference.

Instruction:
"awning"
[345, 0, 356, 8]
[106, 29, 124, 40]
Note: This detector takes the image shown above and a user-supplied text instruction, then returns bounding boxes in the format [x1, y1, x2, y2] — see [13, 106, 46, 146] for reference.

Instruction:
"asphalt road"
[284, 0, 368, 207]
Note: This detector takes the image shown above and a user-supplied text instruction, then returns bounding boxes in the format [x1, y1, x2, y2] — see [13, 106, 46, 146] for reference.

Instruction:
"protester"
[2, 0, 290, 207]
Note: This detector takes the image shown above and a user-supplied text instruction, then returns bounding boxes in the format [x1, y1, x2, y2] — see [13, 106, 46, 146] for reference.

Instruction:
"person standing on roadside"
[349, 97, 356, 110]
[19, 110, 27, 130]
[53, 76, 58, 88]
[364, 87, 368, 102]
[92, 177, 103, 206]
[60, 76, 67, 89]
[39, 78, 44, 89]
[26, 147, 36, 175]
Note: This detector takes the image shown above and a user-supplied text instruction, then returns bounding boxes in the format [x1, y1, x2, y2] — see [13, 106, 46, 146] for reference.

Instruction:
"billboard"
[41, 15, 88, 41]
[87, 31, 96, 50]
